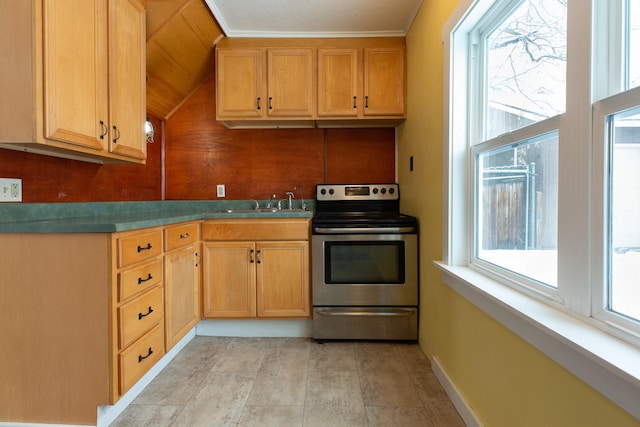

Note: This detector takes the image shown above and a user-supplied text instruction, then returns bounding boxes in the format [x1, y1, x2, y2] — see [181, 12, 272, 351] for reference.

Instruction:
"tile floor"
[111, 337, 466, 427]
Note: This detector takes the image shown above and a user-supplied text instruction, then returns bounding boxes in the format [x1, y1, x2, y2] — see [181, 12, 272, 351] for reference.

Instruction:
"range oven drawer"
[313, 307, 418, 341]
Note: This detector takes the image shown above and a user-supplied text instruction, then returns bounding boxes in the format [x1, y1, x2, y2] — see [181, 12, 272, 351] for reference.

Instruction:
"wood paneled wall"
[165, 75, 396, 201]
[0, 75, 395, 203]
[0, 115, 163, 203]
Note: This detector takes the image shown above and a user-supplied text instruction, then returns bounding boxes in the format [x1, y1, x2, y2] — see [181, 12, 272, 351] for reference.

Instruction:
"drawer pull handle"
[179, 232, 190, 239]
[256, 249, 261, 264]
[353, 96, 357, 108]
[138, 347, 153, 363]
[99, 120, 108, 139]
[112, 125, 121, 143]
[195, 252, 200, 267]
[137, 243, 152, 252]
[249, 249, 255, 263]
[138, 273, 153, 284]
[138, 306, 154, 320]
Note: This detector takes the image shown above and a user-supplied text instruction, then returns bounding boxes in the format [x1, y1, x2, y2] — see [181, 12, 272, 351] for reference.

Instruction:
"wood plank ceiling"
[146, 0, 224, 119]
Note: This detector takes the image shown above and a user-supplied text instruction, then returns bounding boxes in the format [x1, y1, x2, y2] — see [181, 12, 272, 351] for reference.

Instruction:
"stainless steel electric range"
[311, 183, 418, 341]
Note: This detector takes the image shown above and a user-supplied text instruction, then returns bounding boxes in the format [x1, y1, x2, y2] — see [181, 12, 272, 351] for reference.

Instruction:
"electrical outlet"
[0, 178, 22, 202]
[216, 184, 226, 198]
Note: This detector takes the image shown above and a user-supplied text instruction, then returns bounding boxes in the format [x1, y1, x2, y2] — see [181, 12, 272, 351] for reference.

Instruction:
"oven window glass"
[325, 241, 405, 284]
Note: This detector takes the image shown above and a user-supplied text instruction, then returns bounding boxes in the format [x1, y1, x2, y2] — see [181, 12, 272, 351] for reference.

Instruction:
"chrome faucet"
[294, 185, 306, 210]
[285, 191, 294, 210]
[266, 193, 277, 208]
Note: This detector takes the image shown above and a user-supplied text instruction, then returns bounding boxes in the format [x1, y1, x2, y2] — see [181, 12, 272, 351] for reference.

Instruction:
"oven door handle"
[313, 227, 415, 234]
[315, 308, 417, 317]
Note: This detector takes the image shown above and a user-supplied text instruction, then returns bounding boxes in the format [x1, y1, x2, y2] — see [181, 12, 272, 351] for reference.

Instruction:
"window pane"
[485, 0, 567, 139]
[476, 132, 558, 287]
[628, 0, 640, 89]
[608, 106, 640, 321]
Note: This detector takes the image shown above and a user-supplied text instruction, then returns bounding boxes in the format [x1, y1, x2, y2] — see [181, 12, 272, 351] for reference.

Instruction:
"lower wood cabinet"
[164, 222, 201, 350]
[0, 233, 113, 425]
[0, 217, 310, 425]
[112, 227, 166, 400]
[202, 219, 311, 319]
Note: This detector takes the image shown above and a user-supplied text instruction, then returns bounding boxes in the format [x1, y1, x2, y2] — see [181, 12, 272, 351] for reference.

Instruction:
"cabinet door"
[202, 241, 256, 318]
[216, 49, 266, 119]
[317, 48, 360, 117]
[267, 48, 315, 118]
[43, 0, 108, 150]
[256, 241, 310, 318]
[108, 0, 146, 160]
[165, 244, 200, 349]
[363, 46, 406, 116]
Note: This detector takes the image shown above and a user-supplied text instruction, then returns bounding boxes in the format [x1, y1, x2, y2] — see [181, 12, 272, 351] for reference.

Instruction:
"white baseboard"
[431, 356, 483, 427]
[196, 319, 313, 337]
[96, 329, 196, 427]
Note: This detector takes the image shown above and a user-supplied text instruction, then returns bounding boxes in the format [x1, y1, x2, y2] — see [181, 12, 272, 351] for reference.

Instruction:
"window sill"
[434, 262, 640, 420]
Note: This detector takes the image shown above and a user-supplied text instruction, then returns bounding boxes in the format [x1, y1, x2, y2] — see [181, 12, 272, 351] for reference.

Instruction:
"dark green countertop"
[0, 200, 313, 233]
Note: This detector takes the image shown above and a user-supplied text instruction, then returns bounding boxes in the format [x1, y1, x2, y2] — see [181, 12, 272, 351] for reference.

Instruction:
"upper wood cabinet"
[216, 49, 266, 119]
[267, 48, 315, 118]
[216, 47, 315, 122]
[0, 0, 146, 164]
[317, 48, 360, 117]
[107, 0, 147, 161]
[363, 46, 406, 117]
[41, 0, 108, 152]
[215, 38, 405, 128]
[317, 45, 406, 118]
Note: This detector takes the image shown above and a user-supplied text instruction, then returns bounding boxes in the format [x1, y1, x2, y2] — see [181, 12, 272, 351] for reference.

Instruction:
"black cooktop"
[312, 183, 417, 231]
[313, 211, 415, 225]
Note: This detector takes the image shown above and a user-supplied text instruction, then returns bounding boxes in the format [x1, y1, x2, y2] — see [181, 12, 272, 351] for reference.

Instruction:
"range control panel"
[315, 183, 399, 201]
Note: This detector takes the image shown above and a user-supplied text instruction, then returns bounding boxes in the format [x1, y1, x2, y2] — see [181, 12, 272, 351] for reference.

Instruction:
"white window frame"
[592, 85, 640, 339]
[440, 0, 640, 420]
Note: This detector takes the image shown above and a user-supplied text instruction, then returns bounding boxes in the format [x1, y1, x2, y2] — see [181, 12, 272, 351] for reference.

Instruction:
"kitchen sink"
[206, 208, 308, 214]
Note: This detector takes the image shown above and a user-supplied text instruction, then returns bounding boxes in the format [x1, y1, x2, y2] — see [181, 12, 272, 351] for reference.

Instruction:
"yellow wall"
[397, 1, 639, 426]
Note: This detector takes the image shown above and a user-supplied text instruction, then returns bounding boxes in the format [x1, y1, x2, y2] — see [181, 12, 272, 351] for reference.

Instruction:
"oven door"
[312, 233, 418, 306]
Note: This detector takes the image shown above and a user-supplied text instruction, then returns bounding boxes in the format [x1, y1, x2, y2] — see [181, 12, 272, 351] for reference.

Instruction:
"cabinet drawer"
[118, 259, 163, 302]
[202, 219, 310, 241]
[119, 323, 164, 395]
[165, 222, 199, 251]
[118, 230, 162, 268]
[118, 286, 163, 349]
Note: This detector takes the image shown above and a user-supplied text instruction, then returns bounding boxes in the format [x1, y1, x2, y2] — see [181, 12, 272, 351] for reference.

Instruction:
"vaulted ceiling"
[145, 0, 422, 119]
